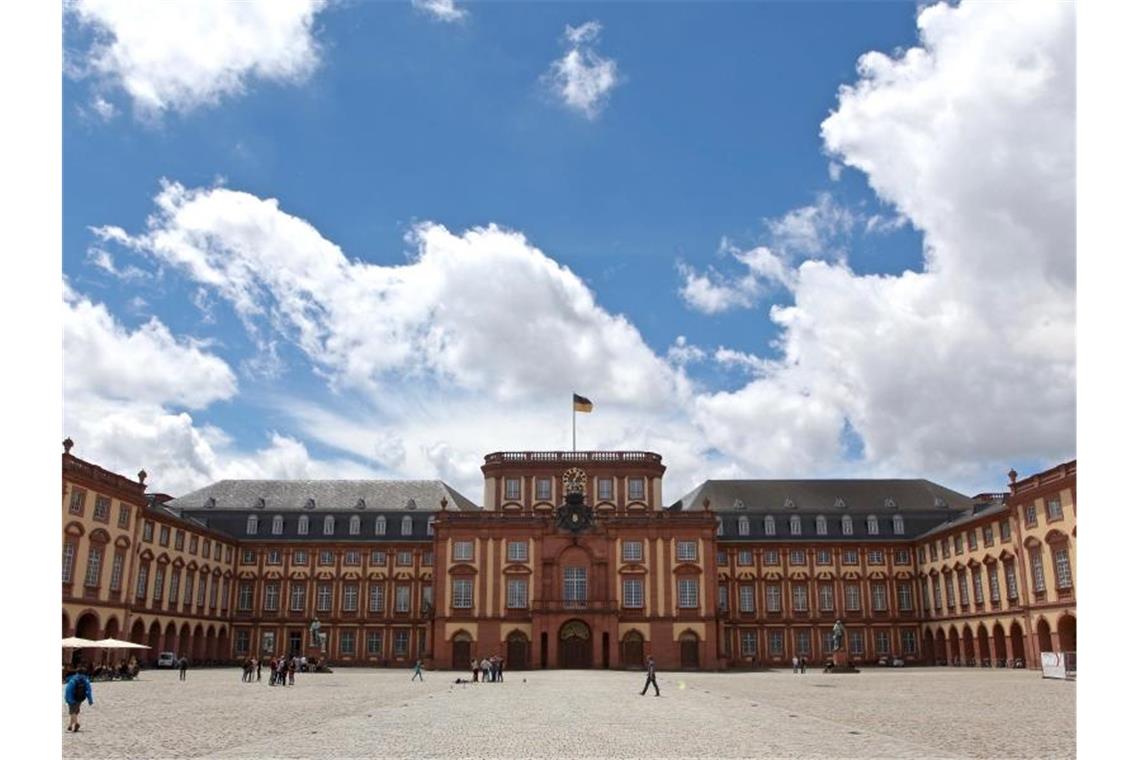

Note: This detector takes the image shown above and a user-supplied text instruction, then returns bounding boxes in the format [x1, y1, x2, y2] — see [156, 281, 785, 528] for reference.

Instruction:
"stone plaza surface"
[61, 667, 1074, 759]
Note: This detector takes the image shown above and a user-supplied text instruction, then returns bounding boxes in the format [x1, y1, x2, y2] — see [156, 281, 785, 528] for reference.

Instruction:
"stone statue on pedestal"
[831, 619, 846, 652]
[310, 618, 322, 647]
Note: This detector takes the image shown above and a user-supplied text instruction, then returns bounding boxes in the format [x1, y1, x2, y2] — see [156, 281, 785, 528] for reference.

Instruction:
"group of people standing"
[790, 655, 809, 673]
[241, 655, 304, 685]
[470, 656, 504, 682]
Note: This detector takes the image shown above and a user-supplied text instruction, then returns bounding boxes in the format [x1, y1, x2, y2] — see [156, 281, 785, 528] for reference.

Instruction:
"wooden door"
[621, 633, 644, 669]
[507, 634, 528, 669]
[680, 633, 699, 669]
[559, 621, 592, 668]
[452, 639, 471, 670]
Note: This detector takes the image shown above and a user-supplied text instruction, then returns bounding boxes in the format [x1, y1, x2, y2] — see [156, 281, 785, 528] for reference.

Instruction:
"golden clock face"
[562, 467, 587, 495]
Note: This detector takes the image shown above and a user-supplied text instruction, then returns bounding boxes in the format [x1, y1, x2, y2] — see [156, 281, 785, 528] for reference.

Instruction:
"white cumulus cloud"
[543, 20, 620, 119]
[412, 0, 467, 23]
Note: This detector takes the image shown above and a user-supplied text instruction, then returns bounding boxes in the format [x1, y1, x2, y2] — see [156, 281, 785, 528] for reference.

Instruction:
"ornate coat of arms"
[555, 467, 594, 533]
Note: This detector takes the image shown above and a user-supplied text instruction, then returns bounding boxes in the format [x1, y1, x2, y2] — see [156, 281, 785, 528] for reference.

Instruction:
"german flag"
[573, 394, 593, 413]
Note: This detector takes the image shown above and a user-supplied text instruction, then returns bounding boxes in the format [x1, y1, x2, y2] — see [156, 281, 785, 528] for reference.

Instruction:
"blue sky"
[61, 1, 1075, 502]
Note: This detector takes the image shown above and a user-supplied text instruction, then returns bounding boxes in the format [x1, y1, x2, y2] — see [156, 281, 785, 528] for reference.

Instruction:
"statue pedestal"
[305, 645, 330, 672]
[826, 649, 860, 674]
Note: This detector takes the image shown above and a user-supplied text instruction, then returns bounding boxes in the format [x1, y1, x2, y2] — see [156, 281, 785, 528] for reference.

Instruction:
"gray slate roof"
[166, 479, 478, 512]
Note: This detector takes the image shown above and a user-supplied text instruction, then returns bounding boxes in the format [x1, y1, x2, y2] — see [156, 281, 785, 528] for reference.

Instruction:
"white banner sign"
[1041, 651, 1066, 679]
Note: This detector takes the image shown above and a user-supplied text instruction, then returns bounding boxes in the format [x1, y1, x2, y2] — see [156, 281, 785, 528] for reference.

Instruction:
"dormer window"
[733, 498, 745, 511]
[298, 515, 309, 535]
[737, 516, 750, 536]
[764, 515, 776, 536]
[893, 515, 905, 535]
[884, 498, 897, 509]
[375, 516, 387, 535]
[355, 499, 366, 510]
[716, 517, 723, 536]
[834, 497, 846, 509]
[246, 515, 258, 535]
[401, 516, 413, 536]
[254, 497, 265, 510]
[406, 498, 417, 510]
[323, 516, 335, 535]
[790, 515, 802, 536]
[816, 515, 828, 535]
[783, 497, 796, 510]
[427, 518, 435, 537]
[205, 497, 216, 509]
[842, 515, 853, 535]
[304, 498, 316, 510]
[349, 515, 361, 535]
[934, 497, 948, 508]
[271, 515, 283, 535]
[867, 515, 879, 535]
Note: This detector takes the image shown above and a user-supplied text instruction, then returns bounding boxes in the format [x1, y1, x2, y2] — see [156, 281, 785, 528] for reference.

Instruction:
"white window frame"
[677, 578, 699, 609]
[396, 585, 411, 612]
[842, 515, 853, 535]
[676, 540, 697, 562]
[298, 515, 309, 535]
[349, 515, 361, 535]
[369, 583, 384, 613]
[790, 515, 802, 535]
[323, 515, 335, 535]
[504, 477, 522, 501]
[738, 516, 750, 536]
[816, 515, 828, 535]
[819, 583, 834, 611]
[374, 516, 386, 535]
[867, 515, 879, 535]
[765, 584, 781, 612]
[622, 540, 643, 562]
[507, 578, 529, 609]
[452, 579, 473, 609]
[401, 516, 413, 536]
[246, 515, 258, 535]
[453, 540, 474, 562]
[271, 515, 283, 535]
[764, 515, 776, 536]
[628, 477, 646, 500]
[792, 584, 808, 612]
[508, 541, 528, 562]
[871, 583, 887, 611]
[535, 477, 552, 501]
[1053, 546, 1073, 589]
[893, 514, 905, 535]
[597, 477, 614, 501]
[739, 584, 755, 613]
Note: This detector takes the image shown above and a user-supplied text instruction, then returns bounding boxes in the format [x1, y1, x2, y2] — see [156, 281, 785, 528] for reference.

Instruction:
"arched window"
[323, 516, 335, 535]
[867, 515, 879, 535]
[816, 515, 828, 535]
[401, 516, 413, 536]
[246, 515, 258, 535]
[841, 515, 853, 535]
[738, 516, 750, 536]
[349, 516, 360, 535]
[271, 515, 283, 535]
[790, 515, 801, 536]
[716, 517, 723, 536]
[297, 515, 309, 535]
[375, 516, 387, 535]
[764, 515, 776, 536]
[893, 514, 905, 535]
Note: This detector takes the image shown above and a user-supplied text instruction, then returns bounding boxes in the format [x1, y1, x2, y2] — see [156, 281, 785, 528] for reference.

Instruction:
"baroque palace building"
[62, 441, 1076, 671]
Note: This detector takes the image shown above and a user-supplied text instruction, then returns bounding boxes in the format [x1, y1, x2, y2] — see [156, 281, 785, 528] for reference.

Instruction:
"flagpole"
[572, 405, 576, 452]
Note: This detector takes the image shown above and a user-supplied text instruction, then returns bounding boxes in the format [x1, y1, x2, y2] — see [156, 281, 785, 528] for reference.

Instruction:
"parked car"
[156, 651, 177, 669]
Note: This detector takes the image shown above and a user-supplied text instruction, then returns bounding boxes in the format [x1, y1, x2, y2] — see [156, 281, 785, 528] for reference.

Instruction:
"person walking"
[640, 656, 660, 696]
[256, 659, 262, 682]
[64, 665, 94, 732]
[412, 659, 424, 682]
[471, 658, 479, 683]
[791, 655, 799, 674]
[288, 657, 296, 686]
[178, 655, 189, 681]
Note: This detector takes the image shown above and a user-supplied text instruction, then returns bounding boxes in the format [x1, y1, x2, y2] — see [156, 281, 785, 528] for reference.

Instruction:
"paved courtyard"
[61, 667, 1073, 759]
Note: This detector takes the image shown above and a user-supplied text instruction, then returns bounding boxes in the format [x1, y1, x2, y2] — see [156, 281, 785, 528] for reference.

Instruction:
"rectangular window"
[819, 583, 834, 612]
[768, 631, 784, 656]
[118, 503, 130, 529]
[1025, 504, 1038, 528]
[716, 550, 728, 566]
[143, 521, 154, 543]
[368, 583, 384, 613]
[157, 525, 169, 546]
[941, 538, 950, 557]
[135, 563, 149, 599]
[918, 547, 926, 564]
[894, 549, 910, 565]
[763, 550, 779, 566]
[394, 630, 409, 657]
[678, 578, 699, 609]
[344, 551, 361, 566]
[366, 631, 383, 655]
[225, 546, 233, 564]
[370, 550, 386, 566]
[263, 581, 279, 611]
[954, 535, 963, 554]
[958, 572, 969, 606]
[214, 544, 221, 561]
[988, 566, 1001, 603]
[267, 550, 281, 565]
[967, 530, 978, 551]
[235, 629, 251, 655]
[871, 583, 887, 611]
[845, 583, 861, 611]
[1000, 520, 1011, 542]
[945, 575, 955, 607]
[842, 549, 858, 566]
[83, 545, 104, 588]
[293, 550, 308, 565]
[397, 551, 413, 566]
[422, 585, 433, 610]
[339, 631, 356, 657]
[317, 583, 332, 612]
[423, 551, 433, 567]
[237, 582, 253, 611]
[151, 564, 164, 602]
[261, 632, 275, 655]
[68, 487, 86, 515]
[739, 584, 755, 613]
[816, 549, 831, 565]
[1054, 547, 1073, 589]
[109, 550, 125, 592]
[93, 495, 111, 522]
[741, 630, 758, 657]
[622, 541, 643, 563]
[174, 530, 184, 550]
[202, 539, 210, 558]
[875, 630, 890, 655]
[972, 569, 984, 604]
[1047, 498, 1063, 521]
[1030, 548, 1047, 592]
[868, 550, 884, 565]
[504, 478, 521, 500]
[563, 567, 588, 606]
[739, 549, 755, 566]
[795, 630, 811, 655]
[319, 550, 334, 566]
[508, 541, 529, 562]
[902, 629, 916, 655]
[536, 477, 552, 501]
[765, 584, 781, 612]
[597, 478, 613, 500]
[453, 541, 474, 561]
[676, 541, 697, 562]
[792, 584, 808, 612]
[508, 578, 529, 609]
[849, 630, 864, 656]
[788, 550, 805, 566]
[208, 577, 219, 609]
[628, 477, 646, 500]
[343, 583, 359, 612]
[290, 583, 305, 612]
[898, 582, 913, 611]
[241, 549, 255, 565]
[932, 578, 942, 610]
[189, 535, 198, 553]
[983, 525, 994, 546]
[452, 579, 473, 609]
[396, 585, 411, 613]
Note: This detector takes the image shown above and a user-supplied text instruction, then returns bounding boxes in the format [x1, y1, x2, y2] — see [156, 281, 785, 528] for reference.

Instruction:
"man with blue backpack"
[64, 665, 94, 732]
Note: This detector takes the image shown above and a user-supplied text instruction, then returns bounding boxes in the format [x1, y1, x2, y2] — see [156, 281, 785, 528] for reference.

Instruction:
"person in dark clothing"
[64, 665, 94, 732]
[178, 655, 189, 681]
[640, 656, 660, 696]
[256, 659, 262, 682]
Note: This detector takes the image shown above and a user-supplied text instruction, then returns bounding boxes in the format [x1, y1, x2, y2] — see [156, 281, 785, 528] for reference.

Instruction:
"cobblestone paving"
[61, 667, 1074, 759]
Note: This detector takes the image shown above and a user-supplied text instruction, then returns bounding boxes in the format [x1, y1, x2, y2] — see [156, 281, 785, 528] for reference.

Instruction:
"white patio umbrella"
[91, 638, 150, 649]
[62, 637, 98, 648]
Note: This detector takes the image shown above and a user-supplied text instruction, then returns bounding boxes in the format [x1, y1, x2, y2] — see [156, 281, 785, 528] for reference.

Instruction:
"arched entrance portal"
[1057, 615, 1076, 652]
[935, 629, 947, 665]
[1036, 618, 1054, 655]
[1010, 621, 1026, 665]
[992, 622, 1008, 665]
[621, 630, 645, 669]
[923, 629, 935, 664]
[506, 631, 529, 670]
[977, 624, 992, 666]
[962, 627, 975, 666]
[559, 620, 592, 669]
[680, 631, 700, 669]
[451, 632, 472, 670]
[948, 627, 961, 665]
